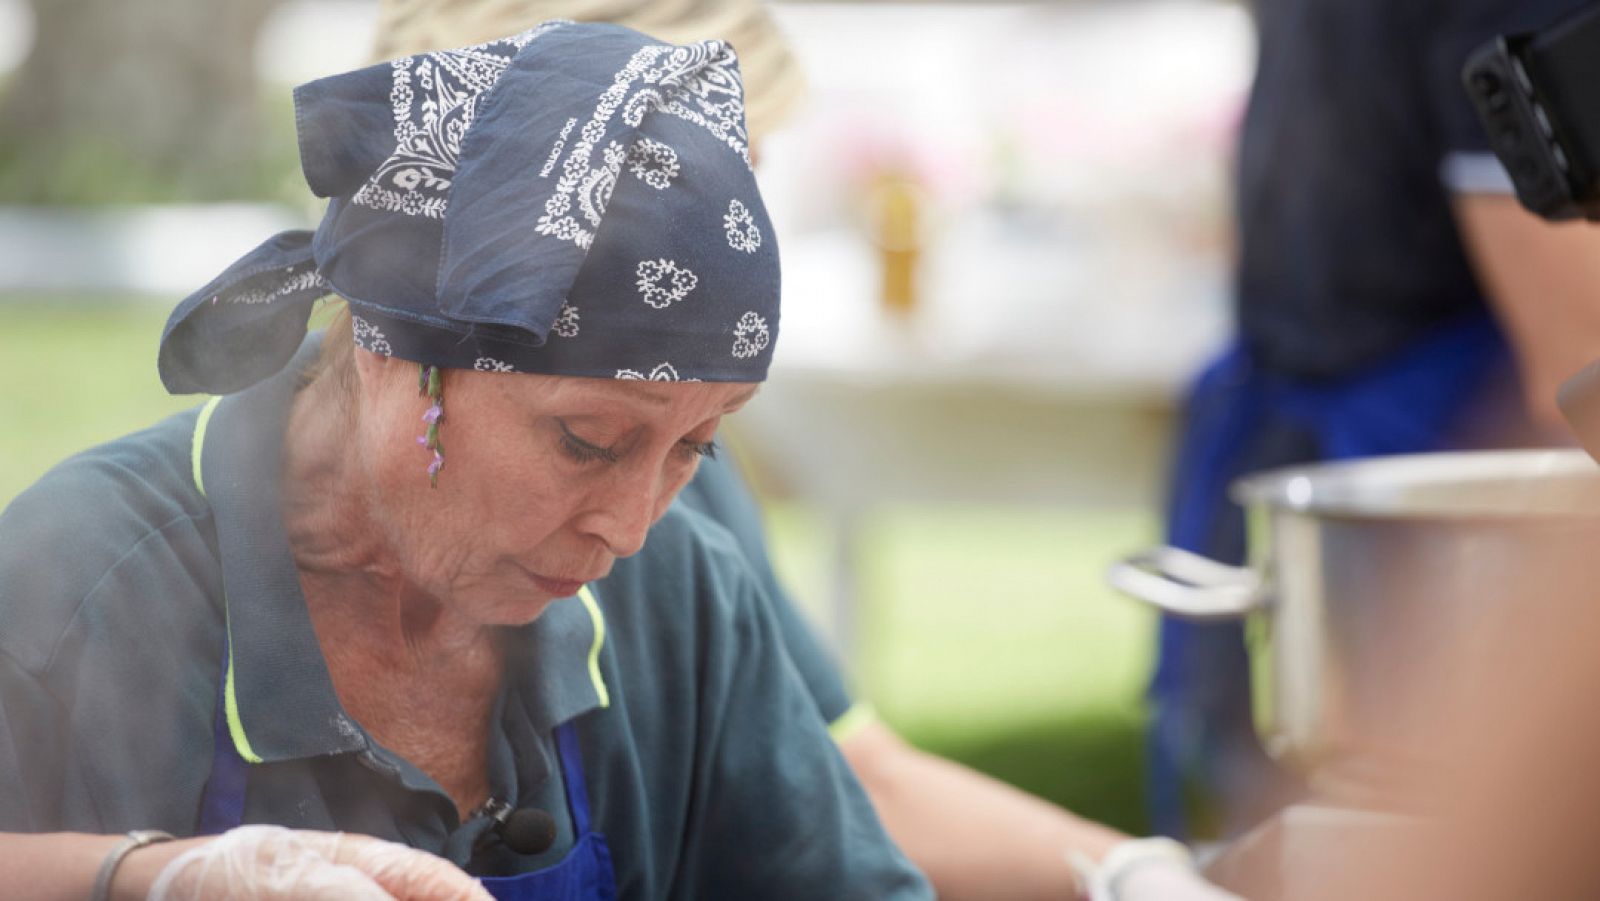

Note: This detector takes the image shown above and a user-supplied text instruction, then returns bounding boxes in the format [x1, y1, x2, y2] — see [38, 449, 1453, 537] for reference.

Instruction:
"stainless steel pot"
[1109, 449, 1600, 768]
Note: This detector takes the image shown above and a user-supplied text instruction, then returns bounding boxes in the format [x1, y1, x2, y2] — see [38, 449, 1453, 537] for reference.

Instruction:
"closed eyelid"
[556, 418, 621, 463]
[553, 416, 717, 465]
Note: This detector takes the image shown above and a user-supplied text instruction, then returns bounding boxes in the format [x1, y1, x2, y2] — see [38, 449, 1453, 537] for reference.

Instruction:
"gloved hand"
[1112, 857, 1243, 901]
[1075, 837, 1245, 901]
[146, 824, 493, 901]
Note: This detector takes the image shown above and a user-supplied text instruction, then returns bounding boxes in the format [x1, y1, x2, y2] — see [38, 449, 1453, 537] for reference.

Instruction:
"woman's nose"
[582, 466, 662, 558]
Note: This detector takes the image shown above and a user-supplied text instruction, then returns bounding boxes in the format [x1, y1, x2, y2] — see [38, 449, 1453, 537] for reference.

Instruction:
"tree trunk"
[0, 0, 289, 203]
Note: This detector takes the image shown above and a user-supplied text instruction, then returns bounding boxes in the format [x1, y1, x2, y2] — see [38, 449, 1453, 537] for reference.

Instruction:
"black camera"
[1464, 4, 1600, 221]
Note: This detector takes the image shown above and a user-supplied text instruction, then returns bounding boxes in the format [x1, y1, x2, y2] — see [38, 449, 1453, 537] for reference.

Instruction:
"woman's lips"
[531, 574, 587, 597]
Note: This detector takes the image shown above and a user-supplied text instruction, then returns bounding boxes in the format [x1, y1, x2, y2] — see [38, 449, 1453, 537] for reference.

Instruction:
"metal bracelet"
[89, 830, 175, 901]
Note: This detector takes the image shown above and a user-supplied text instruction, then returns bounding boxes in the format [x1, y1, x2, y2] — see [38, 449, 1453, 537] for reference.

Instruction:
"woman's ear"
[350, 346, 398, 395]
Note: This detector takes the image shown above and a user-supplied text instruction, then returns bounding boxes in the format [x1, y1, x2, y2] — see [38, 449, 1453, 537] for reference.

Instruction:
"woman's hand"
[129, 825, 492, 901]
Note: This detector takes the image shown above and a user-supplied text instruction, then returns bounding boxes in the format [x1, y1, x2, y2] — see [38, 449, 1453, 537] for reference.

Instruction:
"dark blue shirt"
[1236, 0, 1590, 378]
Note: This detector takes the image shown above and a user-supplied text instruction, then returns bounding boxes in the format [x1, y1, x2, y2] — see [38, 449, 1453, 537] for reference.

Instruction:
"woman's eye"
[680, 439, 719, 460]
[557, 422, 619, 464]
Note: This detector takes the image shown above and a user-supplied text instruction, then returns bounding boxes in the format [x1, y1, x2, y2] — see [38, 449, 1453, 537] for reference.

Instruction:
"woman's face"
[352, 350, 757, 625]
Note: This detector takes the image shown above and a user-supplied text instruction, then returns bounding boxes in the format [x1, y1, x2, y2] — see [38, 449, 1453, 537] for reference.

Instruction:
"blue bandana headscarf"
[159, 21, 780, 395]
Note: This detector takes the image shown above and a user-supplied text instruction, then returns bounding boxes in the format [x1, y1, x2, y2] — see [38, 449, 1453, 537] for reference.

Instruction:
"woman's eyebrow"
[551, 415, 634, 443]
[553, 412, 620, 425]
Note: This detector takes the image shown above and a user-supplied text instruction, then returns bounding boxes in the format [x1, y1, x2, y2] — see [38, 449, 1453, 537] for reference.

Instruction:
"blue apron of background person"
[195, 636, 619, 901]
[1147, 311, 1510, 839]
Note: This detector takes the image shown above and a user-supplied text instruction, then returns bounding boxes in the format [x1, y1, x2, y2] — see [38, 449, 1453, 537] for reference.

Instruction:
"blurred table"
[0, 205, 309, 296]
[735, 221, 1231, 661]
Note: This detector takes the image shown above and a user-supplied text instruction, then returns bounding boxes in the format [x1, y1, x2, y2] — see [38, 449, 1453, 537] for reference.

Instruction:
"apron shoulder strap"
[554, 722, 594, 835]
[196, 630, 250, 834]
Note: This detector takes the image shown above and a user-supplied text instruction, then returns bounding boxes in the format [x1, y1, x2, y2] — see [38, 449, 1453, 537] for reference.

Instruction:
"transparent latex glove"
[147, 824, 494, 901]
[1112, 857, 1245, 901]
[1074, 837, 1246, 901]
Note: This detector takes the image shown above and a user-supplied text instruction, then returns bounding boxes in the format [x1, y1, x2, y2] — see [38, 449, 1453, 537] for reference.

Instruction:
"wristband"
[91, 830, 176, 901]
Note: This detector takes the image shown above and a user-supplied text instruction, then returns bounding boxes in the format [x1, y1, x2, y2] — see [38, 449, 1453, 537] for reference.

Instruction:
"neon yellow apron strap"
[190, 397, 263, 763]
[223, 648, 264, 764]
[578, 586, 611, 708]
[191, 397, 222, 498]
[828, 702, 878, 745]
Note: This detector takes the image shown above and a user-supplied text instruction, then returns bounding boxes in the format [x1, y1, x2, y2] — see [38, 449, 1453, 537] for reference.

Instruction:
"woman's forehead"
[494, 371, 759, 413]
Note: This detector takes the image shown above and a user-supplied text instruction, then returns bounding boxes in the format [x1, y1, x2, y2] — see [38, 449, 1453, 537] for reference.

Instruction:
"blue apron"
[194, 636, 618, 901]
[1148, 312, 1510, 838]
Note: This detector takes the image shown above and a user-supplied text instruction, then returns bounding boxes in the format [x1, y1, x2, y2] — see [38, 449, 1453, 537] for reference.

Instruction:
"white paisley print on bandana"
[636, 259, 699, 309]
[578, 141, 628, 227]
[552, 303, 581, 338]
[354, 22, 566, 219]
[536, 41, 750, 249]
[230, 268, 327, 305]
[351, 316, 394, 356]
[731, 311, 770, 359]
[723, 199, 761, 253]
[473, 357, 516, 372]
[626, 42, 749, 161]
[616, 362, 700, 382]
[627, 138, 679, 189]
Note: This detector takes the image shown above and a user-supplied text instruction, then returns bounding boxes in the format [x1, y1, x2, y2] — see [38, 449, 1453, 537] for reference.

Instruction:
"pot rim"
[1229, 448, 1600, 520]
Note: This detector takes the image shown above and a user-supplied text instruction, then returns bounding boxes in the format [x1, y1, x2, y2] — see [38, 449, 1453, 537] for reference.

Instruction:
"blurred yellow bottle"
[867, 169, 923, 317]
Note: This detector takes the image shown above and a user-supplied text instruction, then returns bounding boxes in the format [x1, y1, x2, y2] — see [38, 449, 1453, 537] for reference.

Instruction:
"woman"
[0, 23, 928, 900]
[359, 9, 1237, 901]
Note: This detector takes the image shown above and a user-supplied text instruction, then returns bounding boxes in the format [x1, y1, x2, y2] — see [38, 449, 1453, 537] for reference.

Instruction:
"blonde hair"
[304, 301, 360, 403]
[367, 0, 804, 144]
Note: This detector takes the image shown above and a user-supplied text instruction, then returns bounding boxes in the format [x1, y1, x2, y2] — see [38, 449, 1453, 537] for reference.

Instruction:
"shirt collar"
[507, 586, 611, 735]
[198, 336, 608, 764]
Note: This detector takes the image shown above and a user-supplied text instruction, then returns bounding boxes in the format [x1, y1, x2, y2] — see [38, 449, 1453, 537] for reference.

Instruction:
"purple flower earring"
[417, 364, 444, 487]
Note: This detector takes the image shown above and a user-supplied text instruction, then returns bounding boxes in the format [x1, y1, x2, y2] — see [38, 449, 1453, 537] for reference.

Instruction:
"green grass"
[2, 300, 198, 502]
[1, 299, 1158, 834]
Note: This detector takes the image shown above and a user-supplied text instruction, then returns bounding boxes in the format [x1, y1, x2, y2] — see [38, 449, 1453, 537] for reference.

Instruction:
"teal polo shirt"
[0, 344, 930, 899]
[677, 454, 865, 732]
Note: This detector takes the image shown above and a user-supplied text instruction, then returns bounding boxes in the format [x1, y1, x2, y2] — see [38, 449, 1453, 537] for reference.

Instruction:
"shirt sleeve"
[674, 562, 931, 901]
[0, 650, 65, 831]
[677, 453, 855, 723]
[1421, 0, 1595, 156]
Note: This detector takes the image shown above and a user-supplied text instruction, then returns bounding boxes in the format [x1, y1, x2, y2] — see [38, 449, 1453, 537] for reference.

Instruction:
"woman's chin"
[451, 564, 594, 625]
[481, 595, 561, 627]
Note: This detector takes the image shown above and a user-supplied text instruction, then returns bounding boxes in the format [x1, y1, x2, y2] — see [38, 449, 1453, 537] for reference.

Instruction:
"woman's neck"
[279, 377, 496, 664]
[280, 373, 502, 817]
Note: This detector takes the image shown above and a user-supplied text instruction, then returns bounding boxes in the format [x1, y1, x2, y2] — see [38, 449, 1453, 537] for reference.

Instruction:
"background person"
[1149, 0, 1600, 838]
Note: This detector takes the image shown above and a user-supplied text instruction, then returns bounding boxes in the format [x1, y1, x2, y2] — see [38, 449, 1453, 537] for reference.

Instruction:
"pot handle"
[1106, 546, 1266, 621]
